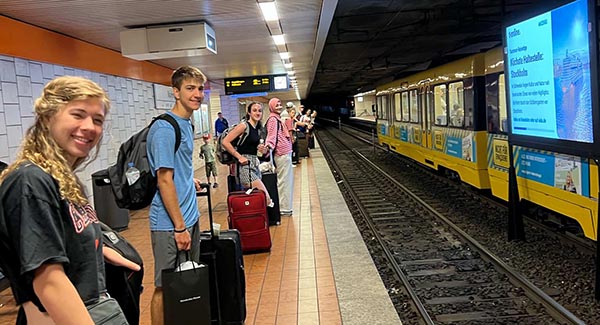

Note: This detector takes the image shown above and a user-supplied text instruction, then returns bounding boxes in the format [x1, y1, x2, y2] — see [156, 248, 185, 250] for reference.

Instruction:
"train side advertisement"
[493, 139, 590, 196]
[505, 0, 593, 143]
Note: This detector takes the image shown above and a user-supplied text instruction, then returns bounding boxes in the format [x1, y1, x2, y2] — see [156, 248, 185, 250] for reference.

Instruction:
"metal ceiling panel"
[0, 0, 329, 101]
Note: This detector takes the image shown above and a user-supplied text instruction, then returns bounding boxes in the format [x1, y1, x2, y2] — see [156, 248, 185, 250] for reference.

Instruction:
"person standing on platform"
[222, 102, 274, 207]
[265, 98, 294, 217]
[147, 66, 205, 325]
[199, 134, 218, 188]
[0, 76, 135, 324]
[214, 111, 229, 138]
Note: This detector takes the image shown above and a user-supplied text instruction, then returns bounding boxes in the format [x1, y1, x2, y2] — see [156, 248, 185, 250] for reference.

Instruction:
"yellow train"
[376, 48, 598, 240]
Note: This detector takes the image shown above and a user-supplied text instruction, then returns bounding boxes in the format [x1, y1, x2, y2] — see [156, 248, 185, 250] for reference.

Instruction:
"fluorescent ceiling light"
[279, 52, 290, 60]
[259, 2, 279, 21]
[289, 76, 297, 80]
[287, 71, 295, 75]
[272, 35, 285, 45]
[284, 63, 293, 69]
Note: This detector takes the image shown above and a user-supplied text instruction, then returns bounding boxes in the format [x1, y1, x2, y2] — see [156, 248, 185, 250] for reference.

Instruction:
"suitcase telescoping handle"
[196, 183, 216, 238]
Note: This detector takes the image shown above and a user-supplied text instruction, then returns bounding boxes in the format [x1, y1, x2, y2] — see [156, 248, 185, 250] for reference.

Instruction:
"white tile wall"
[0, 55, 230, 204]
[0, 57, 160, 203]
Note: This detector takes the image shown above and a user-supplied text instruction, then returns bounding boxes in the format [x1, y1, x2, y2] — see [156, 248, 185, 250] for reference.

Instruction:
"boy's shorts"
[205, 161, 218, 177]
[151, 222, 201, 287]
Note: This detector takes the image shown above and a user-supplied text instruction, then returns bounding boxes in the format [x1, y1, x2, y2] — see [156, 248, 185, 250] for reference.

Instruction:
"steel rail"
[350, 147, 585, 325]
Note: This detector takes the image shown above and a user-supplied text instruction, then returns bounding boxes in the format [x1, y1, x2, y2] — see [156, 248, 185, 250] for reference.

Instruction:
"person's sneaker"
[213, 183, 218, 188]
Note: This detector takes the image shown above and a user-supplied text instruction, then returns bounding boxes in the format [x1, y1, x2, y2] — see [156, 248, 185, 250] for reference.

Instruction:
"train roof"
[376, 53, 487, 95]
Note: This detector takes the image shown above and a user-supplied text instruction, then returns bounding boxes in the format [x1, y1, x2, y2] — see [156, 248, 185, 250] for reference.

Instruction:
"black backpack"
[108, 114, 182, 210]
[216, 121, 250, 165]
[100, 222, 144, 325]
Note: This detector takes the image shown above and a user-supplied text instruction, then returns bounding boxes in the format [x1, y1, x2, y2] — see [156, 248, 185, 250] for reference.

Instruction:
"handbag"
[87, 295, 129, 325]
[162, 251, 211, 325]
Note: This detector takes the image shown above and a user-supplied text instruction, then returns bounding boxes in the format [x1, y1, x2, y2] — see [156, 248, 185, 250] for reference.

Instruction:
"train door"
[420, 85, 433, 149]
[409, 89, 420, 145]
[376, 94, 390, 137]
[393, 92, 401, 140]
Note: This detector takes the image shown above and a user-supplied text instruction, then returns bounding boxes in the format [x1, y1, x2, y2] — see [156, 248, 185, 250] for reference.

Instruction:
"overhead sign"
[224, 74, 288, 95]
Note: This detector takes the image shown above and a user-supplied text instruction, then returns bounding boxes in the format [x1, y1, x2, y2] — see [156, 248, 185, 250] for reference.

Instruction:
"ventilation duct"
[120, 22, 217, 60]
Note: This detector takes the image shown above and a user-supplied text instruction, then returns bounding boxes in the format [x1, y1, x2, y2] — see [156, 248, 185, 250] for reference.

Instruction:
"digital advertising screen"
[504, 0, 600, 157]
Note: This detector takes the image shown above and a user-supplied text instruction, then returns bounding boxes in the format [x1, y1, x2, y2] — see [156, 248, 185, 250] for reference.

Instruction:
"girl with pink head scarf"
[265, 98, 294, 216]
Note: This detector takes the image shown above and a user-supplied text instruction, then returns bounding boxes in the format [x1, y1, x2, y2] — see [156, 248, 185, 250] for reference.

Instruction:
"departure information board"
[224, 74, 288, 95]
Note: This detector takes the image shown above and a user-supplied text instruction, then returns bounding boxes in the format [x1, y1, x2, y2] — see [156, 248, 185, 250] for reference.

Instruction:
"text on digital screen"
[505, 0, 593, 143]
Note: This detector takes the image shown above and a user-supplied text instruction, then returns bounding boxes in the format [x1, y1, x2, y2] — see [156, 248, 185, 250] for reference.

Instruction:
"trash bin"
[92, 169, 129, 231]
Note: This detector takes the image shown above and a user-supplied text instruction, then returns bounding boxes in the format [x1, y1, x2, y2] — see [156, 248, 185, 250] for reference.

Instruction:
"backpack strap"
[236, 121, 250, 147]
[266, 116, 281, 150]
[152, 114, 182, 153]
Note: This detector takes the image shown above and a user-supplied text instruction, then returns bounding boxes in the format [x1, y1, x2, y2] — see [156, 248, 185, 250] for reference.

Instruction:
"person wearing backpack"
[0, 76, 136, 324]
[222, 102, 274, 207]
[146, 66, 206, 325]
[265, 98, 294, 217]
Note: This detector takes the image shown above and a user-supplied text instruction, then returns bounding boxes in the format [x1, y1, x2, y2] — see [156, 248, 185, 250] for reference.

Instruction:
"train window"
[433, 84, 448, 126]
[463, 79, 474, 129]
[498, 74, 508, 132]
[448, 81, 464, 127]
[401, 92, 410, 121]
[409, 90, 419, 123]
[393, 93, 402, 121]
[380, 95, 389, 119]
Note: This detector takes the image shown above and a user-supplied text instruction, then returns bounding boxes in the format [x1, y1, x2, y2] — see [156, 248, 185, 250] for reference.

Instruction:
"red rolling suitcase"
[228, 188, 272, 253]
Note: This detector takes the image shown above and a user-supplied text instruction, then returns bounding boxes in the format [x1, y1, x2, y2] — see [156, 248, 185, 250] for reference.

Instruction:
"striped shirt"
[265, 113, 292, 156]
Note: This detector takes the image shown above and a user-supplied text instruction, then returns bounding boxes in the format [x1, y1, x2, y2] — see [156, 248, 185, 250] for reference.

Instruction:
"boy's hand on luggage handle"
[175, 231, 192, 251]
[193, 178, 202, 192]
[103, 246, 141, 271]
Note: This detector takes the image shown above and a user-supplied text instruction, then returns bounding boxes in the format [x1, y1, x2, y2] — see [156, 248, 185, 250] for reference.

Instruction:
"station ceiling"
[310, 0, 540, 100]
[0, 0, 547, 102]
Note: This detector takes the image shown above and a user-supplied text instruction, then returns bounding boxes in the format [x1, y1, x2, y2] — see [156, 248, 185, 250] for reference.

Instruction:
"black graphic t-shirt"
[0, 163, 105, 311]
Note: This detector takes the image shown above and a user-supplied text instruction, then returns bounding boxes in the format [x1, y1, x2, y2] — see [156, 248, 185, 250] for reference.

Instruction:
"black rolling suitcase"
[261, 172, 281, 226]
[197, 184, 246, 325]
[297, 132, 309, 158]
[227, 174, 238, 193]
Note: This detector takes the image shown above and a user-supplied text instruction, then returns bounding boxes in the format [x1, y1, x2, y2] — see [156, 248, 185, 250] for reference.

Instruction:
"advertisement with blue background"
[400, 127, 408, 142]
[516, 149, 590, 197]
[505, 0, 593, 143]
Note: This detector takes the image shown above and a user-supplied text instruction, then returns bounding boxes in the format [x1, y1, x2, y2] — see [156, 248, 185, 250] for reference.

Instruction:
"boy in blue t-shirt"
[146, 66, 206, 324]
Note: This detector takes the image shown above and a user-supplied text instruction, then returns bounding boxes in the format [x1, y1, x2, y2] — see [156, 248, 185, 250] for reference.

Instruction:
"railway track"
[316, 127, 584, 324]
[335, 121, 596, 256]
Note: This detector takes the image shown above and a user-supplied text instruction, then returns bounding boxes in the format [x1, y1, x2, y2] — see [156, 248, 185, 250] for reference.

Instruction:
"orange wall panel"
[0, 15, 171, 85]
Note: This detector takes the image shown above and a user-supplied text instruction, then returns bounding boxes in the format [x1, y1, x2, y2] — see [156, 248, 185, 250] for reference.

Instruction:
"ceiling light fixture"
[279, 52, 290, 60]
[259, 2, 279, 21]
[272, 34, 285, 45]
[284, 63, 293, 69]
[287, 71, 295, 75]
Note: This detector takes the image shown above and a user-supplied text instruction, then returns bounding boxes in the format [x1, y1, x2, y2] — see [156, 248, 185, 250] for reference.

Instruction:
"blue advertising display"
[516, 149, 590, 196]
[505, 0, 593, 143]
[400, 127, 408, 142]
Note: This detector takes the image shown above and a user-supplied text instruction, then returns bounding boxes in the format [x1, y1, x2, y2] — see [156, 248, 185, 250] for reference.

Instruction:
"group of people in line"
[0, 65, 318, 324]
